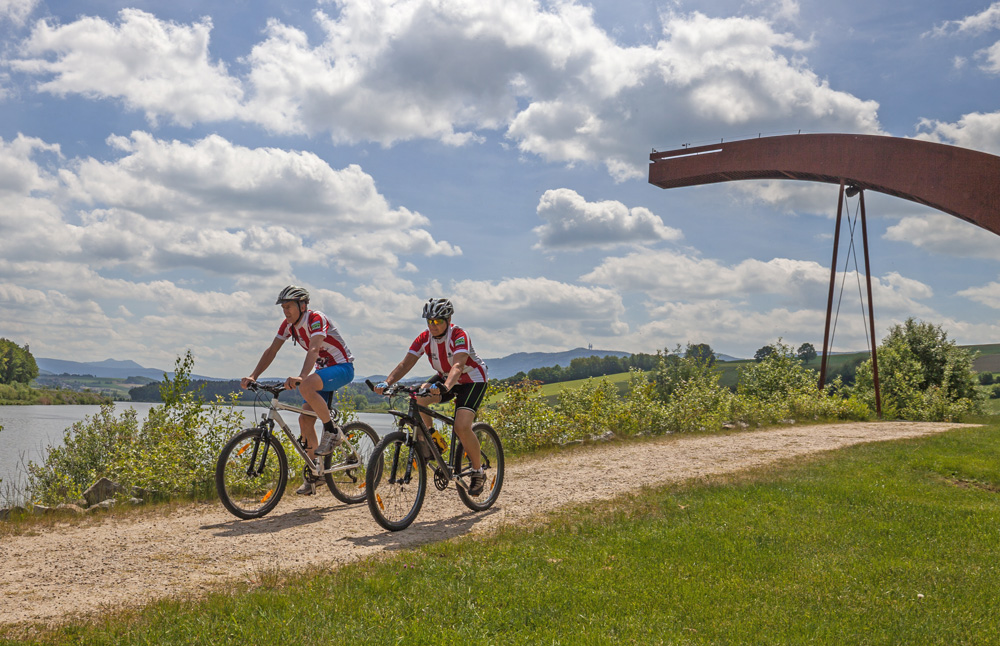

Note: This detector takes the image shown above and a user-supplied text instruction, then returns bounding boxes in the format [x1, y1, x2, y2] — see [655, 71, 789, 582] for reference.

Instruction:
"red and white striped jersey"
[408, 324, 488, 383]
[277, 310, 354, 368]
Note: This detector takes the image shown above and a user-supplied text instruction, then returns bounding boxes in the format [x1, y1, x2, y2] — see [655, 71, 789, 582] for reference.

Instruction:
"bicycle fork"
[246, 425, 273, 478]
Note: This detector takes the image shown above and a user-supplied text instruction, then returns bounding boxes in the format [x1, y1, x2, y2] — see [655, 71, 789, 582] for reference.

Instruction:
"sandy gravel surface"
[0, 421, 976, 627]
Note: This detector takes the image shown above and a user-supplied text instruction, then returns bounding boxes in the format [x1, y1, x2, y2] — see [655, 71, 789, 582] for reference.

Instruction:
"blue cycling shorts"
[316, 363, 355, 405]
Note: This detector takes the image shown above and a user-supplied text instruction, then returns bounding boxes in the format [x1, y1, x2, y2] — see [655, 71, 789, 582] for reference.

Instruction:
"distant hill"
[36, 357, 222, 381]
[483, 348, 632, 380]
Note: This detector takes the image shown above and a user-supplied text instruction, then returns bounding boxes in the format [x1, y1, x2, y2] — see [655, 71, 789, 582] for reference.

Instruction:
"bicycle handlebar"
[245, 380, 286, 396]
[365, 379, 435, 398]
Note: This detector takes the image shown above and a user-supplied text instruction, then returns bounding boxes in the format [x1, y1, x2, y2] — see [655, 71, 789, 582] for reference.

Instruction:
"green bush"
[654, 344, 717, 401]
[479, 379, 563, 452]
[25, 351, 247, 505]
[663, 367, 734, 433]
[853, 318, 983, 421]
[555, 377, 623, 442]
[480, 371, 671, 451]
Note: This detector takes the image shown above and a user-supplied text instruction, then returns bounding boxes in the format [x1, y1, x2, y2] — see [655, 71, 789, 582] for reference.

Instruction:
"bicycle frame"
[385, 391, 469, 489]
[253, 387, 358, 478]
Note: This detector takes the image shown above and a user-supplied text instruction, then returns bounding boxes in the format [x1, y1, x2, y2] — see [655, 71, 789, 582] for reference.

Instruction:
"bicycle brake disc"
[433, 468, 449, 491]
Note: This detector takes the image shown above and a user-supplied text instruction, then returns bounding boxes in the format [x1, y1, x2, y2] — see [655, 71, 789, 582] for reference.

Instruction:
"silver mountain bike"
[215, 380, 378, 519]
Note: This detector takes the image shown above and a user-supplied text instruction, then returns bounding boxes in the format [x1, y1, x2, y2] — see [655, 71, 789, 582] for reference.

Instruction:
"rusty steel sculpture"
[648, 133, 1000, 416]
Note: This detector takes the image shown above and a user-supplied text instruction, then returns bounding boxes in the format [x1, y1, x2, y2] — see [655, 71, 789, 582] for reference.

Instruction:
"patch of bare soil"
[0, 421, 976, 627]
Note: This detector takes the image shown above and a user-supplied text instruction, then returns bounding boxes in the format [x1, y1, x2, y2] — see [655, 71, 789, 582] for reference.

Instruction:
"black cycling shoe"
[468, 469, 486, 497]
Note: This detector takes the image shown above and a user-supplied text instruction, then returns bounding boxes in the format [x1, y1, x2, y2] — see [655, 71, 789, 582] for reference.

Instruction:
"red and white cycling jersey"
[408, 324, 488, 384]
[276, 310, 354, 369]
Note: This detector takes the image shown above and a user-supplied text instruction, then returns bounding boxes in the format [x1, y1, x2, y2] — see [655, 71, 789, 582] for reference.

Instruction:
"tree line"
[501, 351, 661, 385]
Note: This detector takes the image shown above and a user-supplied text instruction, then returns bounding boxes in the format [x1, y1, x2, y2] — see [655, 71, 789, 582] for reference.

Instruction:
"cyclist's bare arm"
[376, 353, 420, 393]
[242, 337, 285, 389]
[434, 352, 468, 393]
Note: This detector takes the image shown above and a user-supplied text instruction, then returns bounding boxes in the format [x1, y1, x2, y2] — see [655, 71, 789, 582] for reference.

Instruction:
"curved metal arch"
[649, 133, 1000, 235]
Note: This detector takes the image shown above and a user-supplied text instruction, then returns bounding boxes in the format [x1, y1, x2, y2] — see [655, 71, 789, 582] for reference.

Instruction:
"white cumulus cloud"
[11, 9, 245, 126]
[9, 2, 882, 181]
[884, 213, 1000, 259]
[533, 188, 682, 249]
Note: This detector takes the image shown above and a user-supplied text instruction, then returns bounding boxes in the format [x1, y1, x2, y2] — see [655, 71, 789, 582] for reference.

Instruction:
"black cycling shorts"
[438, 381, 488, 413]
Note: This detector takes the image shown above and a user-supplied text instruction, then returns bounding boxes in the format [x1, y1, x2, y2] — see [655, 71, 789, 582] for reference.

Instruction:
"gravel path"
[0, 420, 975, 627]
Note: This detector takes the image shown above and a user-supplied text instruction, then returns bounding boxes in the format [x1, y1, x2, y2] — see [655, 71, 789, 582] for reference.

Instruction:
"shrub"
[555, 377, 622, 442]
[734, 342, 871, 426]
[479, 379, 563, 453]
[663, 368, 734, 433]
[25, 351, 247, 505]
[853, 318, 983, 421]
[615, 370, 672, 436]
[654, 345, 718, 401]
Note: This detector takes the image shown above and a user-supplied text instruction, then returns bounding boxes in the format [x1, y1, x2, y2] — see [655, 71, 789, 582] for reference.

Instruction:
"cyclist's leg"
[452, 408, 481, 470]
[299, 372, 334, 425]
[309, 364, 355, 455]
[451, 383, 488, 470]
[297, 396, 320, 460]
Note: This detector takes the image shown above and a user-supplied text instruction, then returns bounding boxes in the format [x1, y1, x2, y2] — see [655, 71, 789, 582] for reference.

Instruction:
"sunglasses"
[427, 318, 447, 326]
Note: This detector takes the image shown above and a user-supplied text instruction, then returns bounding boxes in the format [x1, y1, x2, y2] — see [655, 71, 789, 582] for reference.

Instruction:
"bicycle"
[215, 380, 379, 520]
[364, 379, 504, 531]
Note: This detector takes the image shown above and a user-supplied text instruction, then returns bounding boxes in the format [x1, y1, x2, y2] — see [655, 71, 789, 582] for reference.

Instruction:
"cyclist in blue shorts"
[241, 285, 356, 495]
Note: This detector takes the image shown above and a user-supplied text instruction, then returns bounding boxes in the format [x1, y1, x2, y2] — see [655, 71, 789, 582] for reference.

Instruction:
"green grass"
[6, 422, 999, 645]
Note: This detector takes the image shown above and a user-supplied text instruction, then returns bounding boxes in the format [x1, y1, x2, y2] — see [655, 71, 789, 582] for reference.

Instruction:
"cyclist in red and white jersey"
[241, 285, 355, 495]
[375, 298, 489, 496]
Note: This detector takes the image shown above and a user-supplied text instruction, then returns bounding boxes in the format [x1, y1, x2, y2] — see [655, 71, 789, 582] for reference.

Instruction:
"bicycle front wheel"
[325, 420, 379, 504]
[456, 422, 504, 512]
[215, 427, 288, 520]
[366, 430, 427, 531]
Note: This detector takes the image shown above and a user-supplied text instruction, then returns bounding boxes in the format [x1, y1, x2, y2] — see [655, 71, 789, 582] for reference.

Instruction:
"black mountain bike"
[364, 379, 504, 531]
[215, 380, 378, 519]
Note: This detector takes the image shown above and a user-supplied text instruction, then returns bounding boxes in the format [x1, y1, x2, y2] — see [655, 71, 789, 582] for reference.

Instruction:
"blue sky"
[1, 0, 999, 379]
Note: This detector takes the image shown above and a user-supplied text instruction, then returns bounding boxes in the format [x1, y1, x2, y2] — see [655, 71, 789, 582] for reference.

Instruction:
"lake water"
[0, 403, 395, 494]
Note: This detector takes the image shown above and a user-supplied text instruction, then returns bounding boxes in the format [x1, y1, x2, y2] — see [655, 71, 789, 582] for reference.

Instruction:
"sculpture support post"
[859, 190, 882, 417]
[819, 181, 845, 391]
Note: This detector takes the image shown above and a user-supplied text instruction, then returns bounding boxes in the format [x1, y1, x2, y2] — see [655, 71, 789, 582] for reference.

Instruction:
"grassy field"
[6, 420, 998, 645]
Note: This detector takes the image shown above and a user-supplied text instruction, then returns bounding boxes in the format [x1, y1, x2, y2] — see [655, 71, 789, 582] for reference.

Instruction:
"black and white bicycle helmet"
[275, 285, 310, 304]
[422, 297, 454, 319]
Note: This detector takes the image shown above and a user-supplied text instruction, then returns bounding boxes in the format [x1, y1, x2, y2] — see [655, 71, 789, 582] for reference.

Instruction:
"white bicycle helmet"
[275, 285, 310, 304]
[422, 298, 454, 319]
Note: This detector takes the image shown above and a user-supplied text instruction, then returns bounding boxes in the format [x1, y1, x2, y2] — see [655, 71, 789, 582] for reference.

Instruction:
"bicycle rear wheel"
[365, 430, 427, 531]
[456, 422, 504, 511]
[216, 427, 288, 519]
[325, 421, 379, 504]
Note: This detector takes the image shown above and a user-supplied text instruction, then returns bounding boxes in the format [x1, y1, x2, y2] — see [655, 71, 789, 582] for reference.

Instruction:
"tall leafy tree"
[0, 339, 38, 384]
[854, 318, 982, 420]
[754, 345, 776, 362]
[796, 342, 817, 362]
[685, 343, 716, 367]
